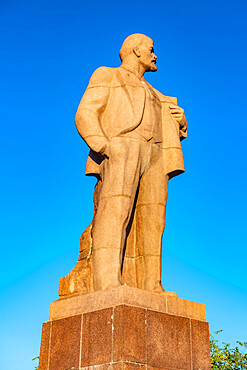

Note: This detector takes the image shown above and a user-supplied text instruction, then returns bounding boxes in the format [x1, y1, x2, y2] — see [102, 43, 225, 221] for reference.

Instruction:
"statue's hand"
[169, 103, 187, 140]
[169, 103, 186, 126]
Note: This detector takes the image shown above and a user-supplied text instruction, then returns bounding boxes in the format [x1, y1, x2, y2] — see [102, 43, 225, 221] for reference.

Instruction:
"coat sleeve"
[75, 67, 112, 154]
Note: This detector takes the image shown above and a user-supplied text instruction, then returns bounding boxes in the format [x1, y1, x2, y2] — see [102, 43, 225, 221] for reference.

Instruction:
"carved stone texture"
[59, 33, 188, 296]
[59, 225, 93, 297]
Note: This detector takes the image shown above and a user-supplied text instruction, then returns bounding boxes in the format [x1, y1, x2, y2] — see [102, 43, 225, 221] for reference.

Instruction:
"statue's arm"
[75, 67, 111, 156]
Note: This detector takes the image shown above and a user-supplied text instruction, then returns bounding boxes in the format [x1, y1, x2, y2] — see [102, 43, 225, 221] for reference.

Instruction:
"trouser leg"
[92, 138, 143, 291]
[135, 143, 169, 292]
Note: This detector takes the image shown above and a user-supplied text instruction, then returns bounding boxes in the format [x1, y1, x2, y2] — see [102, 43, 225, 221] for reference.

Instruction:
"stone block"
[167, 296, 206, 321]
[49, 315, 81, 370]
[81, 308, 113, 367]
[191, 319, 211, 369]
[113, 305, 146, 363]
[39, 321, 51, 370]
[49, 285, 205, 322]
[146, 310, 191, 369]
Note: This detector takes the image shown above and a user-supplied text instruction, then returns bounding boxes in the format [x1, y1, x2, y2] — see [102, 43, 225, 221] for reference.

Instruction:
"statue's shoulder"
[88, 66, 118, 87]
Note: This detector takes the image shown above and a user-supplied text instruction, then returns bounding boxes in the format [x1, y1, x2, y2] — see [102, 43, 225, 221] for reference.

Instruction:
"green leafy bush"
[32, 356, 39, 370]
[210, 330, 247, 369]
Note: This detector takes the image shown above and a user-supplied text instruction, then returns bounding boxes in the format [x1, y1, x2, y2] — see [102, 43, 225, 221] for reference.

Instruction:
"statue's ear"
[133, 46, 141, 58]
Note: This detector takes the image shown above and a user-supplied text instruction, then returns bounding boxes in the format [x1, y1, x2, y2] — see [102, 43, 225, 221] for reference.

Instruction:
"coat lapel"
[116, 67, 146, 132]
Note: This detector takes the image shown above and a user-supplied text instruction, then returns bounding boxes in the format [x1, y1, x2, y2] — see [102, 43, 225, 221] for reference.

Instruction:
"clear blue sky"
[0, 0, 247, 368]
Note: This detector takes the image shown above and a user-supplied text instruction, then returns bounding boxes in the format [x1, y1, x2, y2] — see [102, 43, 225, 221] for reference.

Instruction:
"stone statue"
[59, 33, 187, 297]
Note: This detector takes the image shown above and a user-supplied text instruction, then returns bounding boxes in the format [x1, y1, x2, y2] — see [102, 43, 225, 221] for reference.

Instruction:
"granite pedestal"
[39, 286, 211, 369]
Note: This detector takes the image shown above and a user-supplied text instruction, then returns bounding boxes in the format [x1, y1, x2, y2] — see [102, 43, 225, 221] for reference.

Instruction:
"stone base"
[49, 285, 206, 321]
[39, 287, 211, 370]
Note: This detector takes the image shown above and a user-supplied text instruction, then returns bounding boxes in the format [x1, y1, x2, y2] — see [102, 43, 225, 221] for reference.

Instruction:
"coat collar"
[119, 65, 145, 80]
[117, 66, 145, 87]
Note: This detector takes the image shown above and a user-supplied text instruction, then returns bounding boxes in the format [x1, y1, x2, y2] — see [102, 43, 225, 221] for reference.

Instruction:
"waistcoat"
[120, 75, 162, 143]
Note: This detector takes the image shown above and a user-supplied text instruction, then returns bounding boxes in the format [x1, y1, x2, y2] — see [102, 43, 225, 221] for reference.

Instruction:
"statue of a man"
[74, 33, 187, 293]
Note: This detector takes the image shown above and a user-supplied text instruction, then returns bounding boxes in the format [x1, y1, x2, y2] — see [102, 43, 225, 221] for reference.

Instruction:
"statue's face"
[138, 38, 157, 72]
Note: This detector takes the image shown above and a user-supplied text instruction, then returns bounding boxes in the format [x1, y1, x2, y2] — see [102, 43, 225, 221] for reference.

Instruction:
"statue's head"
[119, 33, 157, 72]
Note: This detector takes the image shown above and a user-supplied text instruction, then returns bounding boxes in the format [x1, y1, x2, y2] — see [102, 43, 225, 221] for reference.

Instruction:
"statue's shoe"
[150, 283, 178, 298]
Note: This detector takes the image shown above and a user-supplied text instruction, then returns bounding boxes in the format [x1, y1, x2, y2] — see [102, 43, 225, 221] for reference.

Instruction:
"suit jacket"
[75, 66, 187, 179]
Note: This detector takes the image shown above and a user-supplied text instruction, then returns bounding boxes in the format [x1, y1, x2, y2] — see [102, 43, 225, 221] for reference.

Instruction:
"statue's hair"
[119, 33, 152, 62]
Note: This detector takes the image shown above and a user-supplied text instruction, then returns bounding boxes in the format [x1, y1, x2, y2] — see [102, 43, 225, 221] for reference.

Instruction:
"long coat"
[75, 66, 187, 179]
